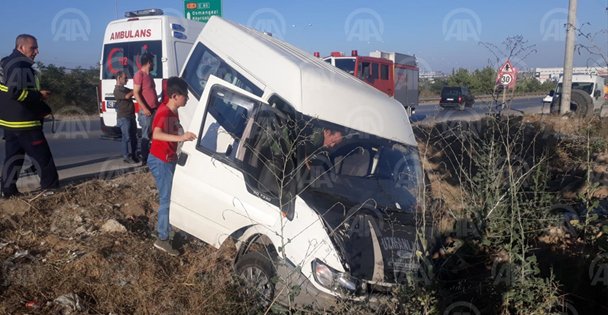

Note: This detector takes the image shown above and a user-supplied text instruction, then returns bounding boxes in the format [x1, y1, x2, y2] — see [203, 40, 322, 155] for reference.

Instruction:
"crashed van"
[171, 16, 428, 308]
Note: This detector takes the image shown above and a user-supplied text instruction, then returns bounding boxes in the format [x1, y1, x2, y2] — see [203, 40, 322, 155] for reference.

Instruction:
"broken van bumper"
[274, 260, 397, 311]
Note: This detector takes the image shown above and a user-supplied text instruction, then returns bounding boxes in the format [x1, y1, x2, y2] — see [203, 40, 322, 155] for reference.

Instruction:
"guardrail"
[418, 92, 546, 105]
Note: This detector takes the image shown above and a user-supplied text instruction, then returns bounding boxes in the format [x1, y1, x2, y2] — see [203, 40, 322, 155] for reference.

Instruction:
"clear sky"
[0, 0, 606, 73]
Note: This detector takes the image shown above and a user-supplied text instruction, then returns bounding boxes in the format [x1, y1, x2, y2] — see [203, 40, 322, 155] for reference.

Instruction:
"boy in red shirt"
[148, 77, 196, 256]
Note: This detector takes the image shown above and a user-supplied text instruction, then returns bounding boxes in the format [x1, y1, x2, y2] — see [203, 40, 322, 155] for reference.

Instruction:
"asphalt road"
[0, 96, 545, 192]
[0, 116, 141, 193]
[411, 96, 546, 123]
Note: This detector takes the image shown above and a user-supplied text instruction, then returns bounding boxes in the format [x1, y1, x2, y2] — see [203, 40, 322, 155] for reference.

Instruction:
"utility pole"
[560, 0, 578, 114]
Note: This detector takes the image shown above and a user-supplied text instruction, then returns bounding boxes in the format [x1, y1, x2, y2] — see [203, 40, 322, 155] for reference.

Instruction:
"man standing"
[0, 34, 59, 198]
[133, 53, 159, 165]
[114, 71, 138, 163]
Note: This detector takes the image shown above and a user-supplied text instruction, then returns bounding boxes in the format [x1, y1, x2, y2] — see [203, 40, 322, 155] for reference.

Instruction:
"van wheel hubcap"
[240, 266, 273, 299]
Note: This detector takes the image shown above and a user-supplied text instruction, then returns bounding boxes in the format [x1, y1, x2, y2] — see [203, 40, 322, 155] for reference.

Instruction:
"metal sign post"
[496, 60, 517, 109]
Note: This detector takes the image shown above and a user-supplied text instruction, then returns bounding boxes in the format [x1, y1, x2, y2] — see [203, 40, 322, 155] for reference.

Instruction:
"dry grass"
[0, 173, 259, 314]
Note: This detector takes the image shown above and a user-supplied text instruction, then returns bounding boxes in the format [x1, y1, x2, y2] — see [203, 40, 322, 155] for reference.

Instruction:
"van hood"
[300, 176, 423, 284]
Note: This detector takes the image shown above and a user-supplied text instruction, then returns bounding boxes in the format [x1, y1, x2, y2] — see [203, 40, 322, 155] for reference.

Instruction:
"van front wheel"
[235, 251, 276, 305]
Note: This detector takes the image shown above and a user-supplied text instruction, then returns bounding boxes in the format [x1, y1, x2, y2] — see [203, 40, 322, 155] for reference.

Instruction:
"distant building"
[420, 71, 447, 80]
[533, 67, 608, 82]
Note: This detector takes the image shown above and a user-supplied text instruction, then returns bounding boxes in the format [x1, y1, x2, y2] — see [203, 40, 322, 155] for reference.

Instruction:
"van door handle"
[177, 152, 188, 166]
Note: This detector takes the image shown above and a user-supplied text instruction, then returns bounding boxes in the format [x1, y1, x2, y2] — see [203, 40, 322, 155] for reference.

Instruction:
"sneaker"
[123, 157, 137, 164]
[131, 155, 141, 163]
[154, 239, 179, 256]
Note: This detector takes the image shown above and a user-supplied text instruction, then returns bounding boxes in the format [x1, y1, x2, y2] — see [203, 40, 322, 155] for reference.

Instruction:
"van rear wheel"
[570, 89, 593, 118]
[235, 251, 276, 306]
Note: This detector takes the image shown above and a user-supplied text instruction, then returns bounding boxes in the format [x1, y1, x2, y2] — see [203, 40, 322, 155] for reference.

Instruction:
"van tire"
[235, 251, 276, 306]
[570, 89, 593, 118]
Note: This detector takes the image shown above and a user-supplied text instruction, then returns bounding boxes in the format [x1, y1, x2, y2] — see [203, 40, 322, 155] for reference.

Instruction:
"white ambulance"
[172, 16, 430, 309]
[98, 9, 203, 137]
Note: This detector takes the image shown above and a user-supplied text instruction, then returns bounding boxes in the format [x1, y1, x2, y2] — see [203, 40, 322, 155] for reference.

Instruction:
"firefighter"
[0, 34, 59, 198]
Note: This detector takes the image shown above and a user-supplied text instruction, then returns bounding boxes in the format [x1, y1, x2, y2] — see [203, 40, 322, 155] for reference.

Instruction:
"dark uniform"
[0, 49, 58, 197]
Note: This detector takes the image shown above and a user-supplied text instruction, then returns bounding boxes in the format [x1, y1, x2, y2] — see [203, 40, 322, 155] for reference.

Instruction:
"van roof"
[200, 16, 416, 146]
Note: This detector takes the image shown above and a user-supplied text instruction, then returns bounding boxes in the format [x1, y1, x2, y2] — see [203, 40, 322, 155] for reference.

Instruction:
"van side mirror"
[281, 183, 296, 221]
[594, 90, 601, 98]
[549, 90, 555, 97]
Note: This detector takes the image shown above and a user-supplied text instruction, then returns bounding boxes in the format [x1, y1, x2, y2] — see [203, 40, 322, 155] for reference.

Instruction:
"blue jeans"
[138, 112, 153, 162]
[117, 117, 137, 159]
[147, 154, 176, 241]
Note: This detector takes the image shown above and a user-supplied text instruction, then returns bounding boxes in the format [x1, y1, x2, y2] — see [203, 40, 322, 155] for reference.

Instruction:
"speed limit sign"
[500, 73, 512, 86]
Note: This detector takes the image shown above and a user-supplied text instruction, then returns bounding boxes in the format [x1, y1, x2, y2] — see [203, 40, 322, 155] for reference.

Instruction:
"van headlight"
[312, 259, 357, 294]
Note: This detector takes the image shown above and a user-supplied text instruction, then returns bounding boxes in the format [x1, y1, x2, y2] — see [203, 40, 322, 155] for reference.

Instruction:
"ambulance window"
[174, 42, 192, 75]
[381, 64, 389, 80]
[197, 85, 255, 160]
[182, 43, 263, 100]
[371, 63, 379, 79]
[102, 41, 163, 79]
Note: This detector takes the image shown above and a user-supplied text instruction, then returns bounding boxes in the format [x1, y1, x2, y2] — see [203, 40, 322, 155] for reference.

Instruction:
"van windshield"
[556, 82, 594, 95]
[298, 127, 423, 215]
[101, 41, 163, 79]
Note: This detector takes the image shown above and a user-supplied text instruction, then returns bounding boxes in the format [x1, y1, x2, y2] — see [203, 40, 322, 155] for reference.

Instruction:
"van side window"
[197, 85, 256, 160]
[182, 43, 263, 100]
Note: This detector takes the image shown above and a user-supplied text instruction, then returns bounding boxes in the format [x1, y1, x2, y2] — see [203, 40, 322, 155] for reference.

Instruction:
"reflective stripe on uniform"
[0, 119, 42, 128]
[0, 84, 8, 92]
[17, 90, 28, 102]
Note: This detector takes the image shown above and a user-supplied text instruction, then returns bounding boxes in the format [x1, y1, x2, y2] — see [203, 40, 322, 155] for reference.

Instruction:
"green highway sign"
[185, 0, 222, 22]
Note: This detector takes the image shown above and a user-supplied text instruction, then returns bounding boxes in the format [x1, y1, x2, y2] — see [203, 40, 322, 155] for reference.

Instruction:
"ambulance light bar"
[125, 9, 164, 18]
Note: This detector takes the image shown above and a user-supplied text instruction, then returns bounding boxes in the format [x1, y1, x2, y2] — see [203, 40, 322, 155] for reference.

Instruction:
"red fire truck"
[321, 50, 419, 116]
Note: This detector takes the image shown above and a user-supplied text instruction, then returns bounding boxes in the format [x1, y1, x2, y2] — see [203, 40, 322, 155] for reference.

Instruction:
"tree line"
[33, 62, 557, 114]
[37, 62, 100, 114]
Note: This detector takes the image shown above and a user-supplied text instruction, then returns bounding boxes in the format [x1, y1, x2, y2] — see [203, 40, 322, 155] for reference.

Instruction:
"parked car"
[439, 86, 475, 110]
